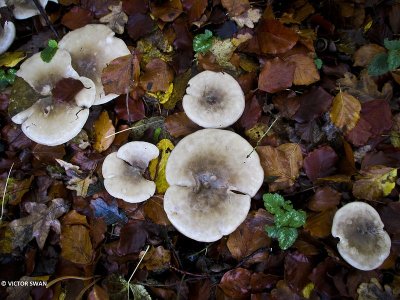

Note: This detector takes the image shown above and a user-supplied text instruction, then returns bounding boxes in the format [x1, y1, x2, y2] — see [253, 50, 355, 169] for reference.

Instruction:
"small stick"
[32, 0, 59, 39]
[247, 116, 280, 158]
[127, 245, 150, 300]
[0, 163, 14, 223]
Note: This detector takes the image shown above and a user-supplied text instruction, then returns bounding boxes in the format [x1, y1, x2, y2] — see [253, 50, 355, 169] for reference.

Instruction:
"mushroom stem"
[0, 21, 16, 54]
[32, 0, 59, 39]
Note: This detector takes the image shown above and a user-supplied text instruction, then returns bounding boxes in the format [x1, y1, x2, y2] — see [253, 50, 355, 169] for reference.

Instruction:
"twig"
[32, 0, 59, 39]
[246, 116, 280, 158]
[46, 276, 95, 289]
[127, 245, 150, 300]
[0, 163, 14, 224]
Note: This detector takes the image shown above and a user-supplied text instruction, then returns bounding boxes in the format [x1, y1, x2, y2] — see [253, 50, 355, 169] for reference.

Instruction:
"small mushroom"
[102, 142, 159, 203]
[11, 49, 96, 146]
[182, 70, 245, 128]
[58, 24, 130, 105]
[331, 202, 391, 271]
[4, 0, 51, 19]
[164, 129, 264, 242]
[0, 20, 16, 54]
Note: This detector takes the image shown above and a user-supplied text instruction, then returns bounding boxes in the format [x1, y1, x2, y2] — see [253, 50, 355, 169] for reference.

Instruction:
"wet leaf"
[303, 146, 338, 182]
[308, 186, 341, 212]
[287, 54, 320, 86]
[353, 166, 397, 201]
[52, 77, 84, 105]
[93, 111, 115, 153]
[40, 40, 58, 63]
[0, 51, 26, 67]
[330, 91, 361, 133]
[148, 139, 174, 194]
[258, 57, 295, 93]
[219, 268, 251, 299]
[91, 198, 128, 225]
[9, 198, 69, 249]
[140, 58, 174, 92]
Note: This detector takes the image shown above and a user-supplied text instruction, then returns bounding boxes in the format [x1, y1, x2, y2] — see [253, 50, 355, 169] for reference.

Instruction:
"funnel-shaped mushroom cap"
[102, 142, 159, 203]
[58, 24, 130, 105]
[5, 0, 49, 19]
[332, 202, 391, 271]
[12, 49, 96, 146]
[182, 71, 245, 128]
[164, 129, 264, 242]
[0, 21, 16, 55]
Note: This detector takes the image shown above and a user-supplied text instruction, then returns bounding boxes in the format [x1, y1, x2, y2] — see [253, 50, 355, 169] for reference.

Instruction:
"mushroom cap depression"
[58, 24, 130, 105]
[11, 49, 95, 146]
[331, 202, 391, 271]
[182, 71, 245, 128]
[0, 20, 16, 54]
[164, 129, 264, 242]
[102, 142, 159, 203]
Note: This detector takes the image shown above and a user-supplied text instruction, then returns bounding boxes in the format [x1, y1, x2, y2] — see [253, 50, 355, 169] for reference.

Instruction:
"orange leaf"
[93, 111, 115, 153]
[257, 19, 298, 54]
[330, 91, 361, 132]
[353, 44, 386, 67]
[304, 208, 337, 238]
[221, 0, 250, 17]
[140, 58, 174, 93]
[286, 54, 320, 85]
[143, 197, 171, 226]
[258, 57, 295, 93]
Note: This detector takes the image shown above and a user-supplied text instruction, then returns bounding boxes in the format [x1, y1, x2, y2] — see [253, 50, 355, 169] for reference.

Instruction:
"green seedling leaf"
[193, 29, 214, 54]
[384, 38, 400, 51]
[266, 226, 298, 250]
[368, 52, 389, 76]
[388, 49, 400, 70]
[0, 68, 17, 89]
[314, 58, 323, 69]
[40, 39, 58, 63]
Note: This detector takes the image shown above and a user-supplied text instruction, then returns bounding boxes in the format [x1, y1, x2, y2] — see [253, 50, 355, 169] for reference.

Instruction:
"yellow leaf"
[245, 123, 268, 141]
[93, 111, 115, 152]
[330, 91, 361, 132]
[147, 83, 174, 105]
[353, 166, 397, 201]
[0, 51, 26, 67]
[302, 282, 315, 299]
[148, 139, 174, 194]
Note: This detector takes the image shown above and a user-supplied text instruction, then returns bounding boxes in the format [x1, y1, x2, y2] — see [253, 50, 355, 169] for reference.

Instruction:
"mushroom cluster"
[163, 129, 264, 242]
[331, 202, 391, 271]
[11, 24, 130, 145]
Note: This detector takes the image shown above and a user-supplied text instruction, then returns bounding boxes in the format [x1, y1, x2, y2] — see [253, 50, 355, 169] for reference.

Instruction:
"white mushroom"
[0, 21, 16, 54]
[331, 202, 391, 271]
[4, 0, 51, 19]
[58, 24, 130, 105]
[164, 129, 264, 242]
[182, 71, 245, 128]
[102, 142, 159, 203]
[11, 49, 96, 146]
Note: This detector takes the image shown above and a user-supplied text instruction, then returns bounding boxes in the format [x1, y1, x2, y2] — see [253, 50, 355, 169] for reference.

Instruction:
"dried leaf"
[144, 197, 171, 226]
[286, 54, 320, 86]
[140, 246, 171, 271]
[52, 77, 84, 105]
[232, 8, 262, 28]
[330, 91, 361, 133]
[93, 111, 115, 153]
[148, 139, 174, 194]
[293, 87, 333, 123]
[114, 95, 145, 123]
[66, 174, 97, 197]
[258, 57, 295, 93]
[91, 198, 128, 225]
[0, 51, 26, 68]
[9, 198, 69, 249]
[0, 176, 33, 206]
[354, 44, 386, 67]
[304, 209, 337, 238]
[61, 6, 94, 30]
[99, 2, 128, 34]
[303, 146, 338, 182]
[357, 278, 399, 300]
[150, 0, 183, 22]
[127, 13, 155, 41]
[140, 58, 174, 92]
[353, 166, 397, 201]
[165, 112, 200, 138]
[308, 186, 341, 212]
[257, 143, 303, 191]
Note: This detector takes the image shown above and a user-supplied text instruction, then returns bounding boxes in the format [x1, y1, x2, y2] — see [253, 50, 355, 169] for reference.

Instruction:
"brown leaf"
[361, 99, 393, 137]
[257, 143, 303, 191]
[127, 13, 155, 41]
[140, 58, 174, 92]
[345, 116, 372, 146]
[238, 95, 262, 130]
[353, 44, 386, 67]
[257, 19, 298, 54]
[227, 209, 271, 260]
[221, 0, 250, 17]
[32, 144, 66, 165]
[303, 146, 338, 182]
[122, 0, 148, 15]
[304, 208, 337, 238]
[143, 197, 171, 226]
[219, 268, 252, 299]
[102, 54, 139, 95]
[93, 111, 115, 153]
[258, 57, 295, 93]
[284, 252, 315, 293]
[61, 210, 93, 264]
[52, 78, 84, 105]
[183, 0, 208, 23]
[271, 280, 302, 300]
[330, 91, 361, 133]
[0, 176, 33, 206]
[308, 186, 341, 212]
[293, 87, 333, 123]
[150, 0, 183, 22]
[88, 285, 109, 300]
[286, 54, 320, 86]
[114, 95, 145, 122]
[165, 112, 200, 138]
[272, 92, 300, 119]
[61, 6, 94, 30]
[140, 246, 171, 271]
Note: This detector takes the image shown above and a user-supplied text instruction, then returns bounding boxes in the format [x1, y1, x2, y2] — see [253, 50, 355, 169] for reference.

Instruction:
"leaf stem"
[127, 244, 150, 300]
[0, 163, 14, 224]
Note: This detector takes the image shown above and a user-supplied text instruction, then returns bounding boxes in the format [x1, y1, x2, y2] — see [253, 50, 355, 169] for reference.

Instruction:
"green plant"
[0, 68, 17, 89]
[40, 39, 58, 63]
[193, 29, 213, 54]
[368, 38, 400, 76]
[263, 193, 306, 250]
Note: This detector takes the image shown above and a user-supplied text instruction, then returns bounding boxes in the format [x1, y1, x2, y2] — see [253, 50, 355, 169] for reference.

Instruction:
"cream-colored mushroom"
[331, 202, 391, 271]
[11, 49, 96, 146]
[58, 24, 130, 105]
[182, 71, 245, 128]
[0, 20, 16, 54]
[4, 0, 54, 19]
[164, 129, 264, 242]
[102, 142, 159, 203]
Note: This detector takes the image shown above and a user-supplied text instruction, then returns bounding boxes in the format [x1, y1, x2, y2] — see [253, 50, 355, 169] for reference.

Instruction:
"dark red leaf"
[284, 252, 314, 293]
[122, 0, 148, 15]
[361, 150, 400, 169]
[52, 78, 84, 105]
[117, 220, 159, 255]
[379, 202, 400, 235]
[293, 87, 333, 123]
[61, 6, 94, 30]
[258, 57, 295, 93]
[238, 95, 262, 130]
[127, 13, 155, 41]
[114, 95, 145, 122]
[361, 99, 393, 136]
[219, 268, 251, 299]
[345, 116, 372, 146]
[250, 273, 280, 292]
[303, 146, 338, 181]
[182, 0, 208, 23]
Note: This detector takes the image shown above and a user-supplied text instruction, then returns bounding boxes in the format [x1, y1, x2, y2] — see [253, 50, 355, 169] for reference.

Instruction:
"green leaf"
[388, 49, 400, 70]
[368, 52, 389, 76]
[384, 38, 400, 50]
[193, 30, 213, 54]
[40, 39, 58, 63]
[265, 226, 298, 250]
[263, 193, 286, 215]
[130, 284, 152, 300]
[0, 68, 17, 89]
[314, 58, 323, 69]
[274, 209, 306, 228]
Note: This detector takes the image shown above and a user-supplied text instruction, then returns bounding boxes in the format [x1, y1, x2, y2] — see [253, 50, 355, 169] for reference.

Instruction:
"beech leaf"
[258, 57, 295, 93]
[286, 54, 320, 86]
[93, 111, 115, 153]
[52, 77, 84, 105]
[330, 91, 361, 133]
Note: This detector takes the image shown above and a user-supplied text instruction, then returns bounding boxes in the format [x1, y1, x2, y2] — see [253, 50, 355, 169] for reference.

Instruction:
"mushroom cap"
[102, 142, 159, 203]
[0, 21, 16, 55]
[12, 49, 96, 145]
[164, 129, 264, 242]
[331, 202, 391, 271]
[5, 0, 48, 19]
[182, 71, 245, 128]
[58, 24, 130, 105]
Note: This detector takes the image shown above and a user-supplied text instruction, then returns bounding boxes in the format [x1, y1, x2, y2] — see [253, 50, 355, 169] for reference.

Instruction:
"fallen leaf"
[143, 197, 171, 226]
[293, 87, 333, 123]
[61, 6, 94, 30]
[66, 174, 97, 197]
[357, 278, 399, 300]
[99, 2, 128, 34]
[330, 91, 361, 133]
[140, 246, 171, 271]
[0, 51, 26, 67]
[238, 95, 262, 130]
[361, 99, 393, 137]
[258, 57, 295, 93]
[129, 116, 166, 139]
[117, 220, 158, 255]
[353, 44, 386, 67]
[93, 111, 115, 153]
[227, 209, 271, 260]
[219, 268, 252, 299]
[148, 139, 174, 194]
[345, 116, 372, 146]
[308, 186, 341, 212]
[303, 146, 338, 182]
[52, 77, 84, 105]
[32, 144, 66, 165]
[257, 143, 303, 191]
[352, 166, 397, 201]
[284, 252, 314, 293]
[165, 112, 200, 138]
[150, 0, 183, 22]
[140, 58, 174, 92]
[0, 176, 33, 206]
[271, 280, 302, 300]
[91, 198, 128, 225]
[61, 210, 93, 264]
[304, 209, 337, 238]
[183, 0, 208, 24]
[127, 13, 155, 40]
[114, 95, 145, 123]
[88, 285, 109, 300]
[9, 198, 69, 249]
[286, 54, 320, 86]
[232, 8, 262, 28]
